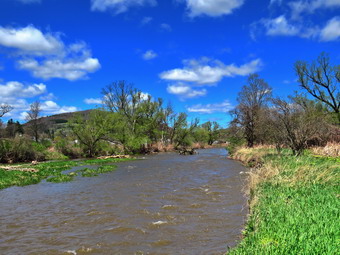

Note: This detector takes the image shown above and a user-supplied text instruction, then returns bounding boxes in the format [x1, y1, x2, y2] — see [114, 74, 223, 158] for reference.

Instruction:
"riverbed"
[0, 148, 247, 255]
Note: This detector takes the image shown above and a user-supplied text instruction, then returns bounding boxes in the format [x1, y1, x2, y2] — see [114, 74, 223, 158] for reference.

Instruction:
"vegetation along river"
[0, 148, 248, 255]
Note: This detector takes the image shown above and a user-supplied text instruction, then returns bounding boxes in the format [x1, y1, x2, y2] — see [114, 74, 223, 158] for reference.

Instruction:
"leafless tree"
[295, 52, 340, 123]
[271, 96, 329, 156]
[26, 101, 41, 142]
[0, 104, 13, 118]
[232, 74, 272, 147]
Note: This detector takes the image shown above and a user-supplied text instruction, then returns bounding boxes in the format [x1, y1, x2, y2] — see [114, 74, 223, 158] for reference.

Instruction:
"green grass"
[229, 149, 340, 254]
[0, 157, 133, 189]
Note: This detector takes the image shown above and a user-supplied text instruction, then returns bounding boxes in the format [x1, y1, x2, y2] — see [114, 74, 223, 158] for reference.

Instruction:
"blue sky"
[0, 0, 339, 126]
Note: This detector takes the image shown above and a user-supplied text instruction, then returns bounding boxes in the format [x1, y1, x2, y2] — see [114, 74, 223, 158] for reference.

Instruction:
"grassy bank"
[228, 147, 339, 254]
[0, 157, 133, 190]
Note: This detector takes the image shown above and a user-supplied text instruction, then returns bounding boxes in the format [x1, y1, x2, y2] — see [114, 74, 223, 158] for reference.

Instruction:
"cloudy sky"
[0, 0, 339, 125]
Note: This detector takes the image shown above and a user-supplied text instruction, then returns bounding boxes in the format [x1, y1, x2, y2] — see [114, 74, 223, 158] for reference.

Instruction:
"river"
[0, 148, 248, 255]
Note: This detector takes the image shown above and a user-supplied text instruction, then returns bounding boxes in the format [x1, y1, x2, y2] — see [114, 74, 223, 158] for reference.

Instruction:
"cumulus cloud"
[289, 0, 340, 19]
[167, 83, 207, 100]
[91, 0, 157, 13]
[84, 98, 102, 104]
[0, 26, 63, 55]
[0, 81, 46, 99]
[41, 100, 78, 114]
[320, 16, 340, 41]
[18, 56, 100, 81]
[184, 0, 244, 17]
[160, 58, 262, 85]
[142, 50, 157, 60]
[262, 15, 299, 36]
[0, 26, 100, 81]
[255, 15, 340, 41]
[0, 80, 78, 120]
[187, 100, 233, 114]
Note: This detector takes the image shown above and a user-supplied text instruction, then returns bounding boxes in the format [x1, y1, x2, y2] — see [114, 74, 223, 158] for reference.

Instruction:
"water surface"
[0, 148, 247, 255]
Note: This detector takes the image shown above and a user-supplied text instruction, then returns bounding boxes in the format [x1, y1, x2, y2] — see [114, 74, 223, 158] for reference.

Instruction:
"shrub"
[0, 137, 46, 163]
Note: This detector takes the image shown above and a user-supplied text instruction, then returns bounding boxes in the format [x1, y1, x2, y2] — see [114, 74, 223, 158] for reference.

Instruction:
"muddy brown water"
[0, 148, 248, 255]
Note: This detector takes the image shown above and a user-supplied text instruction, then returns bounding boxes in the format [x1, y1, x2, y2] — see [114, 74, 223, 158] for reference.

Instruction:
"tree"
[0, 104, 13, 118]
[295, 52, 340, 123]
[270, 96, 329, 156]
[202, 121, 220, 145]
[26, 101, 41, 142]
[69, 109, 112, 157]
[5, 119, 24, 138]
[231, 74, 272, 147]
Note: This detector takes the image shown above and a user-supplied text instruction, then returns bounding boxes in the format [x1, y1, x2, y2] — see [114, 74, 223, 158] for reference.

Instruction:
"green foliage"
[229, 150, 340, 254]
[0, 157, 133, 189]
[0, 137, 46, 163]
[69, 109, 114, 157]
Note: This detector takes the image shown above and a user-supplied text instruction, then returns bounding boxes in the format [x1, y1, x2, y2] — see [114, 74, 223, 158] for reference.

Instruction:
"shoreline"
[227, 147, 339, 254]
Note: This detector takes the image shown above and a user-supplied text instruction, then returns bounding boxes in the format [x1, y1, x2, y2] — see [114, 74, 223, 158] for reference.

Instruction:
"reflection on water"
[0, 148, 248, 255]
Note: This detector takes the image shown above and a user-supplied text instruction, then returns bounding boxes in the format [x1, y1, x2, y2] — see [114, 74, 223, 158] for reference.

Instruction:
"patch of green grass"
[78, 165, 117, 177]
[229, 149, 340, 254]
[47, 172, 77, 183]
[0, 157, 133, 189]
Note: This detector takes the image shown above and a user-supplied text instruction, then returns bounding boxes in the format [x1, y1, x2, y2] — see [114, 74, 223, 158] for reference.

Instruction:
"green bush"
[0, 137, 46, 163]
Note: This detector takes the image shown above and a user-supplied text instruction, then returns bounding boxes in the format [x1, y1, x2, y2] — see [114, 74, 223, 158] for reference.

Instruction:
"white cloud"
[0, 26, 63, 55]
[187, 100, 233, 114]
[141, 16, 153, 25]
[142, 50, 157, 60]
[289, 0, 340, 19]
[91, 0, 157, 13]
[40, 93, 56, 101]
[0, 81, 46, 98]
[269, 0, 282, 5]
[160, 23, 172, 32]
[160, 58, 262, 85]
[185, 0, 244, 17]
[167, 84, 207, 99]
[17, 0, 41, 3]
[41, 100, 79, 114]
[18, 57, 101, 81]
[320, 16, 340, 41]
[84, 98, 102, 104]
[256, 15, 340, 41]
[262, 15, 299, 36]
[0, 26, 101, 81]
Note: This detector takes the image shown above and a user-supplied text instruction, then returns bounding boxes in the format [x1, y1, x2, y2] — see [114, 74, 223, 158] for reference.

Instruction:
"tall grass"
[229, 147, 340, 254]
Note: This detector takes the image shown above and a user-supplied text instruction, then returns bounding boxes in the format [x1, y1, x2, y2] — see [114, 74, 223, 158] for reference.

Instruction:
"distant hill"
[24, 109, 94, 130]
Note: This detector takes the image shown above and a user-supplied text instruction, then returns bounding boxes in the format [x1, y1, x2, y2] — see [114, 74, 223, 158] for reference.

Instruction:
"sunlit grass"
[0, 157, 133, 189]
[229, 148, 340, 254]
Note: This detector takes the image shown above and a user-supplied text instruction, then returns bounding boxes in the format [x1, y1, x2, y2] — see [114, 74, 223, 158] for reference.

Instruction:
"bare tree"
[102, 80, 145, 133]
[232, 74, 272, 147]
[26, 101, 41, 142]
[271, 96, 329, 156]
[0, 104, 13, 118]
[295, 52, 340, 123]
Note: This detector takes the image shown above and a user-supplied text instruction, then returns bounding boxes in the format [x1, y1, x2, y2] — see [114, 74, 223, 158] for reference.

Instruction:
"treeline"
[0, 81, 223, 163]
[227, 52, 339, 156]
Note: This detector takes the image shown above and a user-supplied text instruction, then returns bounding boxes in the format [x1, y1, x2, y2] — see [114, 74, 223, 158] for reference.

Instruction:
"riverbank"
[0, 157, 133, 190]
[228, 146, 339, 254]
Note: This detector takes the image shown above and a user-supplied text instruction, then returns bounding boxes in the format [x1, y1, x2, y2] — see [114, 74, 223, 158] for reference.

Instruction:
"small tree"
[26, 101, 41, 142]
[202, 121, 220, 145]
[295, 52, 340, 124]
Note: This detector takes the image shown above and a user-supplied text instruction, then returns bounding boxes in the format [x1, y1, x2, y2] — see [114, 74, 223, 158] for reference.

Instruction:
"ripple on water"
[0, 148, 248, 255]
